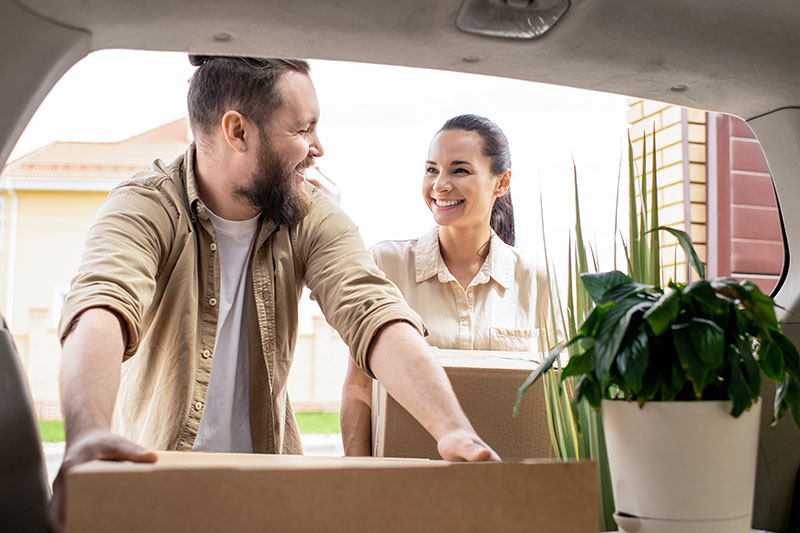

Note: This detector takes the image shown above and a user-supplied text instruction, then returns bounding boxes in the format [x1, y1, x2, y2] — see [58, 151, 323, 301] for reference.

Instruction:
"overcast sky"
[11, 49, 631, 281]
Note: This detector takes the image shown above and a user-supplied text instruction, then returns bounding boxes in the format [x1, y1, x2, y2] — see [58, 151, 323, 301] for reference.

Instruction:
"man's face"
[235, 71, 324, 225]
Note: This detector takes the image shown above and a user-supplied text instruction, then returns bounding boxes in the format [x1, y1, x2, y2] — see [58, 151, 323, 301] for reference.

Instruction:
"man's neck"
[194, 146, 260, 221]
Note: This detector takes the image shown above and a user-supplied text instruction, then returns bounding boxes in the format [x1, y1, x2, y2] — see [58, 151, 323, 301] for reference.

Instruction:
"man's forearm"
[60, 307, 126, 444]
[340, 358, 374, 456]
[367, 321, 473, 441]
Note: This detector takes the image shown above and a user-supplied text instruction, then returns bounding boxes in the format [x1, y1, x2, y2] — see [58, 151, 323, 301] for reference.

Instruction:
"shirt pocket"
[489, 327, 536, 352]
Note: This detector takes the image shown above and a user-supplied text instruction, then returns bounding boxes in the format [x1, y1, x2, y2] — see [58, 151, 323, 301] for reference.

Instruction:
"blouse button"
[209, 297, 217, 306]
[201, 349, 211, 359]
[194, 401, 204, 411]
[210, 243, 217, 252]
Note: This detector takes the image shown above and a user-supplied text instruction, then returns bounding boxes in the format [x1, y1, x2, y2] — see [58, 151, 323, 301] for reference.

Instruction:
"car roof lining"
[13, 0, 800, 121]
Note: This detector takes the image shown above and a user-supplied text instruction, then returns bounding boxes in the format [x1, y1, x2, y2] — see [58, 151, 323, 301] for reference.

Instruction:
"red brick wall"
[714, 115, 784, 294]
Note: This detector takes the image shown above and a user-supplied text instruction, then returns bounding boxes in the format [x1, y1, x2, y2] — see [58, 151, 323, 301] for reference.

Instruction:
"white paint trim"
[706, 112, 718, 278]
[0, 178, 118, 191]
[5, 184, 18, 327]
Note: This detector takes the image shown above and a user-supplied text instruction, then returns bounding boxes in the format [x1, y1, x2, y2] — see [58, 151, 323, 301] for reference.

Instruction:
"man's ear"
[220, 111, 249, 153]
[496, 169, 511, 197]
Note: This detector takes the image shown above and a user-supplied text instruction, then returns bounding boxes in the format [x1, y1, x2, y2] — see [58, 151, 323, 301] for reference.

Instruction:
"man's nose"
[309, 133, 324, 158]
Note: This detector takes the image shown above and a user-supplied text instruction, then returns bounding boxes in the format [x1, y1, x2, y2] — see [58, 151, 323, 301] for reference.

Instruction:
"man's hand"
[437, 429, 500, 462]
[48, 430, 157, 533]
[367, 321, 501, 462]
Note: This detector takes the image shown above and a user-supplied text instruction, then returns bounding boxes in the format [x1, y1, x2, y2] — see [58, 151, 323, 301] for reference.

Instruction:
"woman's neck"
[438, 225, 493, 289]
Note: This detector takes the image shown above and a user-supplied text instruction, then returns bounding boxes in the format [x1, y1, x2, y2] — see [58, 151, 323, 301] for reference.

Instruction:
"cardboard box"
[373, 349, 552, 460]
[66, 451, 597, 533]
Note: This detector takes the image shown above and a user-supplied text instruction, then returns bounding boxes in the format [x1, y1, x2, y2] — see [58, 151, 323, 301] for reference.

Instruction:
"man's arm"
[48, 308, 157, 532]
[340, 357, 373, 456]
[368, 321, 499, 461]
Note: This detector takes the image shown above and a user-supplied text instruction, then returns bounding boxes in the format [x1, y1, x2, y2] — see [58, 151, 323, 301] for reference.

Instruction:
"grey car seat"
[0, 315, 50, 532]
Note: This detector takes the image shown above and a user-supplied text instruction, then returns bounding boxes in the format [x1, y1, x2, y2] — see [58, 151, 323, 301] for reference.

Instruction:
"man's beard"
[234, 138, 312, 226]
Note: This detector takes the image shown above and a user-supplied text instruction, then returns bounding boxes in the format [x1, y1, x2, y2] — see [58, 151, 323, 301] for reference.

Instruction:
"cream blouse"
[370, 228, 549, 354]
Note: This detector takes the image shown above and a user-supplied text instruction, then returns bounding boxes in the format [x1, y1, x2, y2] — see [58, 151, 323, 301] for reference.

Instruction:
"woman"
[340, 114, 548, 456]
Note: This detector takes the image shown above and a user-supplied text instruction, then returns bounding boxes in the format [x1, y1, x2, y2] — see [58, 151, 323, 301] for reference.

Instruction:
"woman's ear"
[496, 169, 511, 197]
[220, 110, 249, 153]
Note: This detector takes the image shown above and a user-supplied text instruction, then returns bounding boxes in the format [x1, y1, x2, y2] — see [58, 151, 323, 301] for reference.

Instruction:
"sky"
[10, 49, 631, 279]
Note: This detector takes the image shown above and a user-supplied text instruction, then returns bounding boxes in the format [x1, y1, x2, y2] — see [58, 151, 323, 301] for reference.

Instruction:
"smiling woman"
[340, 114, 549, 457]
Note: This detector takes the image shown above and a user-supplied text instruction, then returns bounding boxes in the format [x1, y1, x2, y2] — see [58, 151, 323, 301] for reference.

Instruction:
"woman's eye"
[426, 167, 438, 174]
[454, 168, 469, 174]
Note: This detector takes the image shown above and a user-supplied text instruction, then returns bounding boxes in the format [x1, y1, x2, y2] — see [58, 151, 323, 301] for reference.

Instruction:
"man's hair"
[187, 55, 311, 137]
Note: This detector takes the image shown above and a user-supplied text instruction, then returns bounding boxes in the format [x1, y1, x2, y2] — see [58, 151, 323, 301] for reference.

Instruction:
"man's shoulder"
[108, 153, 188, 214]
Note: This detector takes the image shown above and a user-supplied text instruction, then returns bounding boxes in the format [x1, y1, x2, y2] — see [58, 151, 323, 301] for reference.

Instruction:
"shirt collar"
[413, 227, 514, 290]
[183, 144, 204, 221]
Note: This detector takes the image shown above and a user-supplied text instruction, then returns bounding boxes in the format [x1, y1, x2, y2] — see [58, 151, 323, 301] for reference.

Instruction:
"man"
[48, 56, 497, 529]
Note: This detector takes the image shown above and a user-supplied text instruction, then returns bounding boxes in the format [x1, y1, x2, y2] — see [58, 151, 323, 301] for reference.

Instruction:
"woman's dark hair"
[439, 114, 515, 246]
[187, 55, 310, 138]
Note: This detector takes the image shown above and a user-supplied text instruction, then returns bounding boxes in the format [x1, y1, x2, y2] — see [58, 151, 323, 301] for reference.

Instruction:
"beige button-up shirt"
[371, 228, 548, 353]
[59, 146, 424, 454]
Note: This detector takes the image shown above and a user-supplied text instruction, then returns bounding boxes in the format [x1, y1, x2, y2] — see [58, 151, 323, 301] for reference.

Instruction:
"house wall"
[627, 100, 708, 284]
[4, 189, 108, 418]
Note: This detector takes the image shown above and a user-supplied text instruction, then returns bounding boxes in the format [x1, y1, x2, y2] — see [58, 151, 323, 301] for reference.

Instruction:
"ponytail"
[491, 190, 515, 246]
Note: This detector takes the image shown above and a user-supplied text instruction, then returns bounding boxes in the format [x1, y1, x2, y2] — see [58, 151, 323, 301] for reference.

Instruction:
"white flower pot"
[601, 399, 761, 533]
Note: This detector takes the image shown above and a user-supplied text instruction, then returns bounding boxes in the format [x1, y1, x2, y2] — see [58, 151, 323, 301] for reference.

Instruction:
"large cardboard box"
[65, 452, 597, 532]
[373, 349, 552, 460]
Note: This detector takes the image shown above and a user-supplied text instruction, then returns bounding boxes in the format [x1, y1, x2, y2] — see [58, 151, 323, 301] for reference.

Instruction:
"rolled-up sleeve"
[58, 183, 175, 359]
[295, 190, 425, 378]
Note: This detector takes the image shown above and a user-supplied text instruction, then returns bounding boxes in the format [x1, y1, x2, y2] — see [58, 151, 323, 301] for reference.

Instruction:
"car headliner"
[11, 0, 800, 120]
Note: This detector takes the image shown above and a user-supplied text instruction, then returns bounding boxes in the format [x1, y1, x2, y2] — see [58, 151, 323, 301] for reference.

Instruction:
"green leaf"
[772, 330, 800, 380]
[739, 281, 778, 327]
[661, 356, 687, 401]
[595, 282, 651, 306]
[649, 125, 660, 286]
[515, 339, 575, 416]
[578, 305, 606, 338]
[574, 374, 603, 409]
[738, 338, 762, 399]
[777, 376, 800, 429]
[643, 287, 680, 336]
[759, 341, 784, 382]
[689, 318, 725, 369]
[561, 348, 594, 379]
[615, 323, 650, 394]
[672, 323, 709, 397]
[727, 358, 754, 417]
[786, 378, 800, 429]
[580, 270, 633, 304]
[592, 298, 651, 385]
[651, 226, 705, 281]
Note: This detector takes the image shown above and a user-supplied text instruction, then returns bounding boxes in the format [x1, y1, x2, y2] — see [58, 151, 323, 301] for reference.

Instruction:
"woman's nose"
[433, 175, 451, 192]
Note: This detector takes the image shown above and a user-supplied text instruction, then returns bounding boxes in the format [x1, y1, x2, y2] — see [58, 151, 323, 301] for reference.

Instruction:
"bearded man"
[49, 56, 497, 530]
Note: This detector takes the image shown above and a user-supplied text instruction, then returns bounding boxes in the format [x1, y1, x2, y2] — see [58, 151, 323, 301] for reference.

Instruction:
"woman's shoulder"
[494, 241, 547, 288]
[370, 238, 418, 260]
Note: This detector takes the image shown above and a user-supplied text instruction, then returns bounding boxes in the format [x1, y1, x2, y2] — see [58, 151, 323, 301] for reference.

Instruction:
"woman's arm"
[340, 357, 374, 456]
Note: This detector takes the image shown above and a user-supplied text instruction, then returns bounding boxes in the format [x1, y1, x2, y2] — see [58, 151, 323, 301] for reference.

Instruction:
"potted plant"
[518, 227, 800, 532]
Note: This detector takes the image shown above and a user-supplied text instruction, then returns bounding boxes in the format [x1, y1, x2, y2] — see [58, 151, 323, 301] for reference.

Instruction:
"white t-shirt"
[193, 207, 260, 453]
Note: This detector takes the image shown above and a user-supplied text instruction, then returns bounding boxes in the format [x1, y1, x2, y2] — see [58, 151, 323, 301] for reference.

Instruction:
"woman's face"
[423, 129, 508, 231]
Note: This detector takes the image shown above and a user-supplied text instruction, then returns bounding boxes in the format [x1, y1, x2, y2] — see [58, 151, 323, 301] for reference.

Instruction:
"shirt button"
[210, 243, 217, 252]
[194, 401, 203, 411]
[209, 297, 217, 306]
[201, 349, 211, 359]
